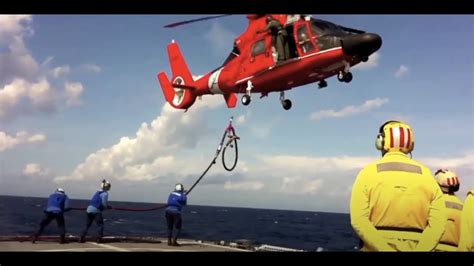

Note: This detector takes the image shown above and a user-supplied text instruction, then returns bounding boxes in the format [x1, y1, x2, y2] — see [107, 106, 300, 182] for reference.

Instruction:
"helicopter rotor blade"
[164, 15, 231, 28]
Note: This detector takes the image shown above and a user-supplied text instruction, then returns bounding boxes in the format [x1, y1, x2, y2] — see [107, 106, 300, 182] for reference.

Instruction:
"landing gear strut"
[337, 61, 353, 83]
[280, 91, 292, 110]
[241, 80, 253, 106]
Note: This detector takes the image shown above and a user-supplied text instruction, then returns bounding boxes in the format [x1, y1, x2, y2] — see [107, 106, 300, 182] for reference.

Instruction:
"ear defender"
[375, 133, 384, 150]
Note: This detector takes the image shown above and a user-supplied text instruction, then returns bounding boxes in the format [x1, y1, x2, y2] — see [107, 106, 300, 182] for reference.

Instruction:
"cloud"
[81, 64, 102, 73]
[23, 163, 49, 177]
[64, 82, 84, 106]
[49, 65, 70, 78]
[256, 154, 374, 174]
[40, 56, 53, 67]
[0, 79, 57, 121]
[236, 115, 246, 125]
[224, 180, 264, 191]
[55, 97, 223, 182]
[394, 65, 409, 78]
[0, 130, 46, 151]
[0, 15, 38, 87]
[280, 176, 323, 195]
[204, 22, 236, 56]
[353, 52, 380, 71]
[0, 16, 85, 122]
[309, 98, 389, 121]
[421, 152, 474, 172]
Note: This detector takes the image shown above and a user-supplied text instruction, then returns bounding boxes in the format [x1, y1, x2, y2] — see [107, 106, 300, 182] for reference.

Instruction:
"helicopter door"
[294, 21, 318, 56]
[249, 37, 276, 70]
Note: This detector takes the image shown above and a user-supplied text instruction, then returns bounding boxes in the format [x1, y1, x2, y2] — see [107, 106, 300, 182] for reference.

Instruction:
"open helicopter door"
[293, 20, 319, 56]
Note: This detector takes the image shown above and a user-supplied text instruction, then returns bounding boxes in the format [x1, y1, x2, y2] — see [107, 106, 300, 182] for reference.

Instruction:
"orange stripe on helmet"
[389, 127, 394, 148]
[406, 128, 411, 150]
[399, 127, 405, 148]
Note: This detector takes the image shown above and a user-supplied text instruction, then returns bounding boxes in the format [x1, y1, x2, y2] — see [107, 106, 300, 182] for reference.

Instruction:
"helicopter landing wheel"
[343, 72, 353, 83]
[318, 80, 327, 89]
[241, 94, 251, 106]
[282, 99, 292, 110]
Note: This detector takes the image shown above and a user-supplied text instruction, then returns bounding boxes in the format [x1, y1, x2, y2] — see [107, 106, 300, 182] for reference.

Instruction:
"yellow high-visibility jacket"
[350, 151, 446, 251]
[435, 194, 463, 251]
[458, 189, 474, 251]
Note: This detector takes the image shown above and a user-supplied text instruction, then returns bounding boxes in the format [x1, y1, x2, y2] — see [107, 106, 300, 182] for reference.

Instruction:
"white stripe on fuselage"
[208, 68, 224, 94]
[235, 47, 342, 85]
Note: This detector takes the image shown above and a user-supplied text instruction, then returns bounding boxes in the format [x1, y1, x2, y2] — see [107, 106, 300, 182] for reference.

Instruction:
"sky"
[0, 15, 473, 213]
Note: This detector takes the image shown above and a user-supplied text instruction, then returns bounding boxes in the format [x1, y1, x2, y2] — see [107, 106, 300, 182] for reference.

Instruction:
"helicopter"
[157, 14, 382, 111]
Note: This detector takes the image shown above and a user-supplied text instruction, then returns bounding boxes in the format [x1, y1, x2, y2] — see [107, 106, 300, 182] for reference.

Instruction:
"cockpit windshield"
[310, 19, 346, 37]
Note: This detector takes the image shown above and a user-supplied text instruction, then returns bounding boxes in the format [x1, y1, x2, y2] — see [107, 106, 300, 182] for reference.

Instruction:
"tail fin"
[157, 41, 197, 110]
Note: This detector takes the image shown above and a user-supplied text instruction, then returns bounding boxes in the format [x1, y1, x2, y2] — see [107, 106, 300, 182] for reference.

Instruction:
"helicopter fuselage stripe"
[208, 68, 224, 94]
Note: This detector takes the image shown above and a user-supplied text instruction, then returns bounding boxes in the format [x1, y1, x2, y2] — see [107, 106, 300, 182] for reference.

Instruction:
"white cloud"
[256, 154, 374, 174]
[0, 15, 38, 87]
[280, 176, 323, 195]
[81, 64, 102, 73]
[223, 180, 264, 191]
[353, 52, 380, 71]
[0, 79, 57, 121]
[40, 56, 53, 67]
[55, 97, 223, 182]
[310, 98, 389, 121]
[0, 15, 33, 41]
[394, 65, 409, 78]
[64, 82, 84, 106]
[421, 152, 474, 172]
[49, 65, 70, 78]
[0, 130, 46, 151]
[23, 163, 49, 177]
[0, 15, 85, 122]
[236, 115, 246, 125]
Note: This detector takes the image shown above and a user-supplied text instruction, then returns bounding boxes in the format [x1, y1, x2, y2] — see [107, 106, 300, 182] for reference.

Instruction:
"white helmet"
[175, 183, 184, 192]
[434, 169, 460, 193]
[101, 179, 111, 190]
[56, 188, 65, 193]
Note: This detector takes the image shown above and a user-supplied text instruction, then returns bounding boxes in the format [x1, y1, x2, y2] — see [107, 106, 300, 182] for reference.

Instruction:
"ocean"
[0, 195, 360, 251]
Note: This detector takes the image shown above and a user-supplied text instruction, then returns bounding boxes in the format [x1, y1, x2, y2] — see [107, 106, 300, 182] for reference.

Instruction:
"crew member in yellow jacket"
[458, 189, 474, 251]
[433, 169, 463, 251]
[350, 120, 446, 251]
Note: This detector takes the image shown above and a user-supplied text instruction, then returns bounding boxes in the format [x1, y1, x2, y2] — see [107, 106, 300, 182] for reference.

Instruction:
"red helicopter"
[157, 14, 382, 111]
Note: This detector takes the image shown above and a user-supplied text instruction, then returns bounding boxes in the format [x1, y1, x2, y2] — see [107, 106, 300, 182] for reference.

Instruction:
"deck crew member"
[350, 120, 446, 251]
[433, 169, 463, 251]
[32, 188, 69, 244]
[79, 179, 112, 243]
[165, 183, 187, 246]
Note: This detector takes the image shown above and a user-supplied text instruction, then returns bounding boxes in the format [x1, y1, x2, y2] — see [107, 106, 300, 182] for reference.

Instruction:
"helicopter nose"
[341, 33, 382, 56]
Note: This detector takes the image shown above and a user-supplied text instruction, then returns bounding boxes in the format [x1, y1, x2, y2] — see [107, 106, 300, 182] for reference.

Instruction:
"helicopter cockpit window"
[297, 25, 314, 53]
[251, 40, 266, 57]
[310, 19, 346, 37]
